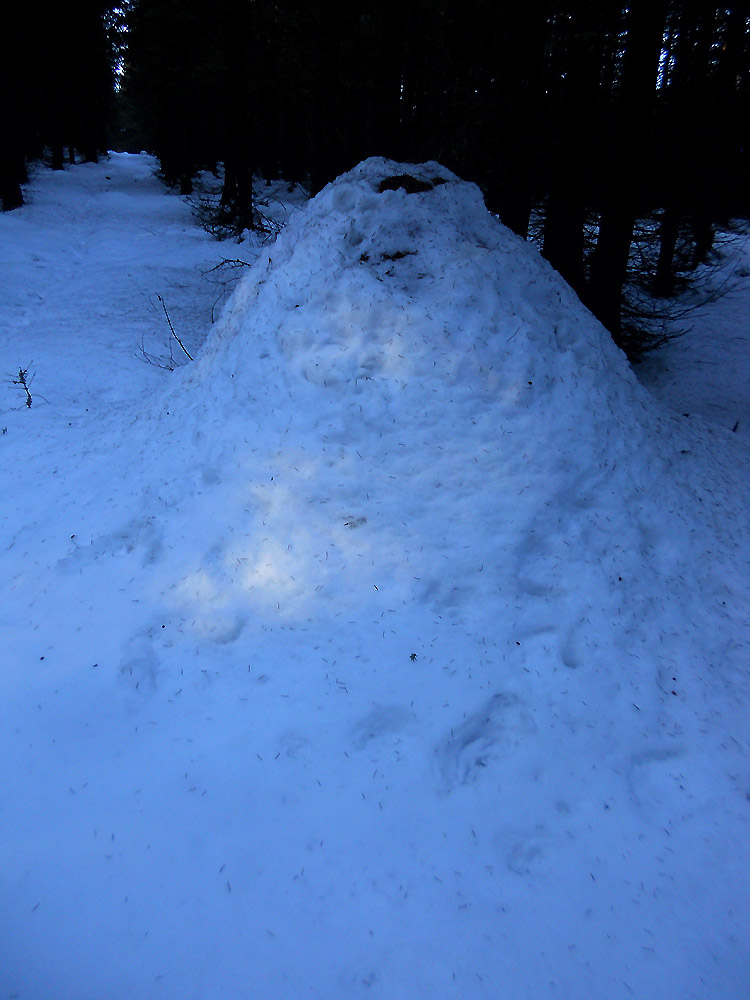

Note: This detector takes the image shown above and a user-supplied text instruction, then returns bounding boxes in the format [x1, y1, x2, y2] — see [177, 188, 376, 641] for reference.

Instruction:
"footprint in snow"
[118, 634, 159, 691]
[277, 730, 311, 759]
[193, 610, 245, 645]
[504, 828, 549, 877]
[436, 692, 535, 793]
[349, 705, 413, 751]
[626, 746, 687, 822]
[61, 516, 164, 569]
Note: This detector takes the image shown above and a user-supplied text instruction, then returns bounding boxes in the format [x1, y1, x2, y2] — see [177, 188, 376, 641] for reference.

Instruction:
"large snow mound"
[163, 157, 726, 626]
[2, 155, 748, 1000]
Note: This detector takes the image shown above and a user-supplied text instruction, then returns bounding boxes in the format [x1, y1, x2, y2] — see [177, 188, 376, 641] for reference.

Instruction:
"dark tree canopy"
[4, 1, 749, 356]
[0, 1, 117, 210]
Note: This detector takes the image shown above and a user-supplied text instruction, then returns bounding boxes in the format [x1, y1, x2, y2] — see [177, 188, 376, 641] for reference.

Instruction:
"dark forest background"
[2, 2, 749, 356]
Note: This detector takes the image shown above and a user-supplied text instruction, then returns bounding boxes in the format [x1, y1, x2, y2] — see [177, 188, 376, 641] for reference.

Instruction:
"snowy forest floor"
[1, 154, 749, 1000]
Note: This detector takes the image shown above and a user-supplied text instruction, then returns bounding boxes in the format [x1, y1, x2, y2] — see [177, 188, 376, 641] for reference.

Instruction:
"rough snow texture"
[1, 155, 749, 1000]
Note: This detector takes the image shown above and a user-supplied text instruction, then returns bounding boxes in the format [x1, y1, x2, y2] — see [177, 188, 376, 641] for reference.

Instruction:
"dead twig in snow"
[157, 294, 193, 361]
[11, 366, 34, 407]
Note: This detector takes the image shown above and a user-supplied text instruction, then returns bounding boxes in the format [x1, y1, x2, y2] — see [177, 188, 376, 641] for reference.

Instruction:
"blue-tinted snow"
[0, 154, 748, 1000]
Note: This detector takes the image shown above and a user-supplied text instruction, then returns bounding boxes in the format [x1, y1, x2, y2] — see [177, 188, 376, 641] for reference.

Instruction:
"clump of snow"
[1, 155, 748, 1000]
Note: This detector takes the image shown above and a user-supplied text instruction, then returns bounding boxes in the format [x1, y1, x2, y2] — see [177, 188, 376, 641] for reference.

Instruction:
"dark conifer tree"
[540, 1, 628, 296]
[123, 0, 211, 192]
[1, 1, 116, 210]
[217, 0, 256, 230]
[652, 2, 713, 295]
[586, 1, 667, 343]
[653, 2, 750, 296]
[0, 8, 26, 209]
[479, 0, 550, 239]
[115, 0, 750, 354]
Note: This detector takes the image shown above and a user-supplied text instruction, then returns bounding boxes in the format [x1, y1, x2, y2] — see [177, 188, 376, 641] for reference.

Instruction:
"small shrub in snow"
[11, 366, 34, 407]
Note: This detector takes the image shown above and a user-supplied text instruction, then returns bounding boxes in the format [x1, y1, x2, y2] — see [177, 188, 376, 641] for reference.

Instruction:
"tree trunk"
[0, 143, 24, 211]
[0, 7, 25, 209]
[492, 2, 549, 239]
[653, 206, 680, 297]
[542, 1, 608, 293]
[219, 0, 254, 231]
[0, 107, 25, 208]
[543, 191, 587, 293]
[690, 211, 713, 268]
[309, 0, 346, 193]
[587, 2, 666, 343]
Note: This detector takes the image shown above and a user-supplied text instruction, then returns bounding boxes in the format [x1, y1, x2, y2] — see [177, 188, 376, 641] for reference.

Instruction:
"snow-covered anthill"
[1, 155, 748, 1000]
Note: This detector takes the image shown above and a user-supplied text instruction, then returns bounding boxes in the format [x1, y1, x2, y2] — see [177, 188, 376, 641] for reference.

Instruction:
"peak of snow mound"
[190, 157, 648, 434]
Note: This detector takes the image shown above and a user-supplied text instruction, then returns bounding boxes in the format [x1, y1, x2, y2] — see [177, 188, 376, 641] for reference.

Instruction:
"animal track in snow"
[192, 609, 245, 645]
[512, 624, 583, 671]
[349, 705, 413, 751]
[118, 633, 159, 691]
[277, 730, 311, 759]
[61, 516, 164, 569]
[625, 746, 702, 823]
[504, 827, 549, 877]
[436, 692, 535, 792]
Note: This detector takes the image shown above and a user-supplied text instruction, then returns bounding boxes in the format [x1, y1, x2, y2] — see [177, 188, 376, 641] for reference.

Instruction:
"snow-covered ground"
[1, 153, 748, 1000]
[637, 229, 750, 439]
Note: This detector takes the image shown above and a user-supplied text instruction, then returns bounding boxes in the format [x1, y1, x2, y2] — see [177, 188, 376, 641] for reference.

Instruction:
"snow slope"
[1, 154, 749, 1000]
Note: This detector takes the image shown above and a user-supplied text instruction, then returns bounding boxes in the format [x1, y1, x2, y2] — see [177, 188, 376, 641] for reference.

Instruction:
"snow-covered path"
[1, 155, 749, 1000]
[0, 156, 226, 412]
[638, 231, 750, 439]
